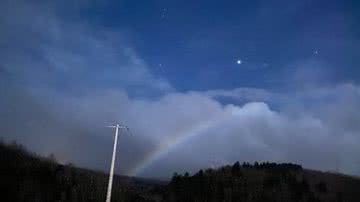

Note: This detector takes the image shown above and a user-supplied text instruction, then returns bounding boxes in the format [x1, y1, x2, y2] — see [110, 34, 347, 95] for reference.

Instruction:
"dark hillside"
[164, 162, 360, 202]
[0, 141, 161, 202]
[1, 141, 359, 202]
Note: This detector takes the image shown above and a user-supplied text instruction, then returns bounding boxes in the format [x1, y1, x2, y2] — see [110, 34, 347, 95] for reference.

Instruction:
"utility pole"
[105, 124, 129, 202]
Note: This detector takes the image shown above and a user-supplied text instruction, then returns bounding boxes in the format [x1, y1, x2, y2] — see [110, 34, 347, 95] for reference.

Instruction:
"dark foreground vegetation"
[0, 141, 163, 202]
[1, 141, 359, 202]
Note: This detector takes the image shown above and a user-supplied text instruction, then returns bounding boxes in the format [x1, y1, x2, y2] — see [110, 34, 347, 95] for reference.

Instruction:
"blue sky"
[76, 0, 359, 91]
[1, 0, 360, 178]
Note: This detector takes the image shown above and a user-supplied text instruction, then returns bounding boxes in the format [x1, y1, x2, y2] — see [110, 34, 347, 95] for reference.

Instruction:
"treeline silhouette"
[165, 161, 312, 202]
[1, 141, 360, 202]
[164, 161, 360, 202]
[0, 141, 158, 202]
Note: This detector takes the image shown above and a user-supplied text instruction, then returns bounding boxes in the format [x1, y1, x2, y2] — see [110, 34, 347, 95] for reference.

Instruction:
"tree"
[242, 162, 250, 168]
[195, 169, 204, 177]
[47, 153, 57, 164]
[254, 161, 259, 168]
[184, 172, 190, 178]
[171, 172, 182, 185]
[232, 161, 241, 176]
[315, 181, 328, 193]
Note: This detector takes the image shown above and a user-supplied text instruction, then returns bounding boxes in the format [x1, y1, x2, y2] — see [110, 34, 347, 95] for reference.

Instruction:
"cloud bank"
[52, 84, 360, 178]
[3, 83, 359, 178]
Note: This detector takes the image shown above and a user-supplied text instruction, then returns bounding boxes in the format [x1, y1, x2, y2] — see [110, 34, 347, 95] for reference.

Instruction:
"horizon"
[1, 0, 360, 179]
[2, 140, 358, 181]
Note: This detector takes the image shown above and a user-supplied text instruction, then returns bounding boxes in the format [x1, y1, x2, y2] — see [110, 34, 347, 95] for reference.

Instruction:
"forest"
[1, 141, 359, 202]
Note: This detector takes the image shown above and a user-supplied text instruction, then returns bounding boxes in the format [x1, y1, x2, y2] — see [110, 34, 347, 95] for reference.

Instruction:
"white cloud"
[27, 84, 357, 178]
[0, 0, 173, 94]
[205, 87, 278, 102]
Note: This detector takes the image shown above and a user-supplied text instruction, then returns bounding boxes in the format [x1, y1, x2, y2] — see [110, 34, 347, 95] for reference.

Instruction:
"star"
[236, 59, 242, 65]
[314, 50, 319, 55]
[161, 8, 167, 19]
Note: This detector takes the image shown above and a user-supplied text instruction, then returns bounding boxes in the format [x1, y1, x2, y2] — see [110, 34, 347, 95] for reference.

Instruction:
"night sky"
[1, 0, 360, 178]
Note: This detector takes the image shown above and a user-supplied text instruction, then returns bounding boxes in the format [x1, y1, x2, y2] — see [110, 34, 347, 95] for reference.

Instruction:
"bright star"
[161, 8, 167, 19]
[237, 59, 242, 65]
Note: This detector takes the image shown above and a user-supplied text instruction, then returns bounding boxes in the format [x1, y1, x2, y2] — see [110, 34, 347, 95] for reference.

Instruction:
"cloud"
[2, 77, 360, 179]
[205, 87, 278, 103]
[1, 0, 359, 180]
[0, 0, 173, 95]
[137, 85, 360, 178]
[9, 83, 355, 179]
